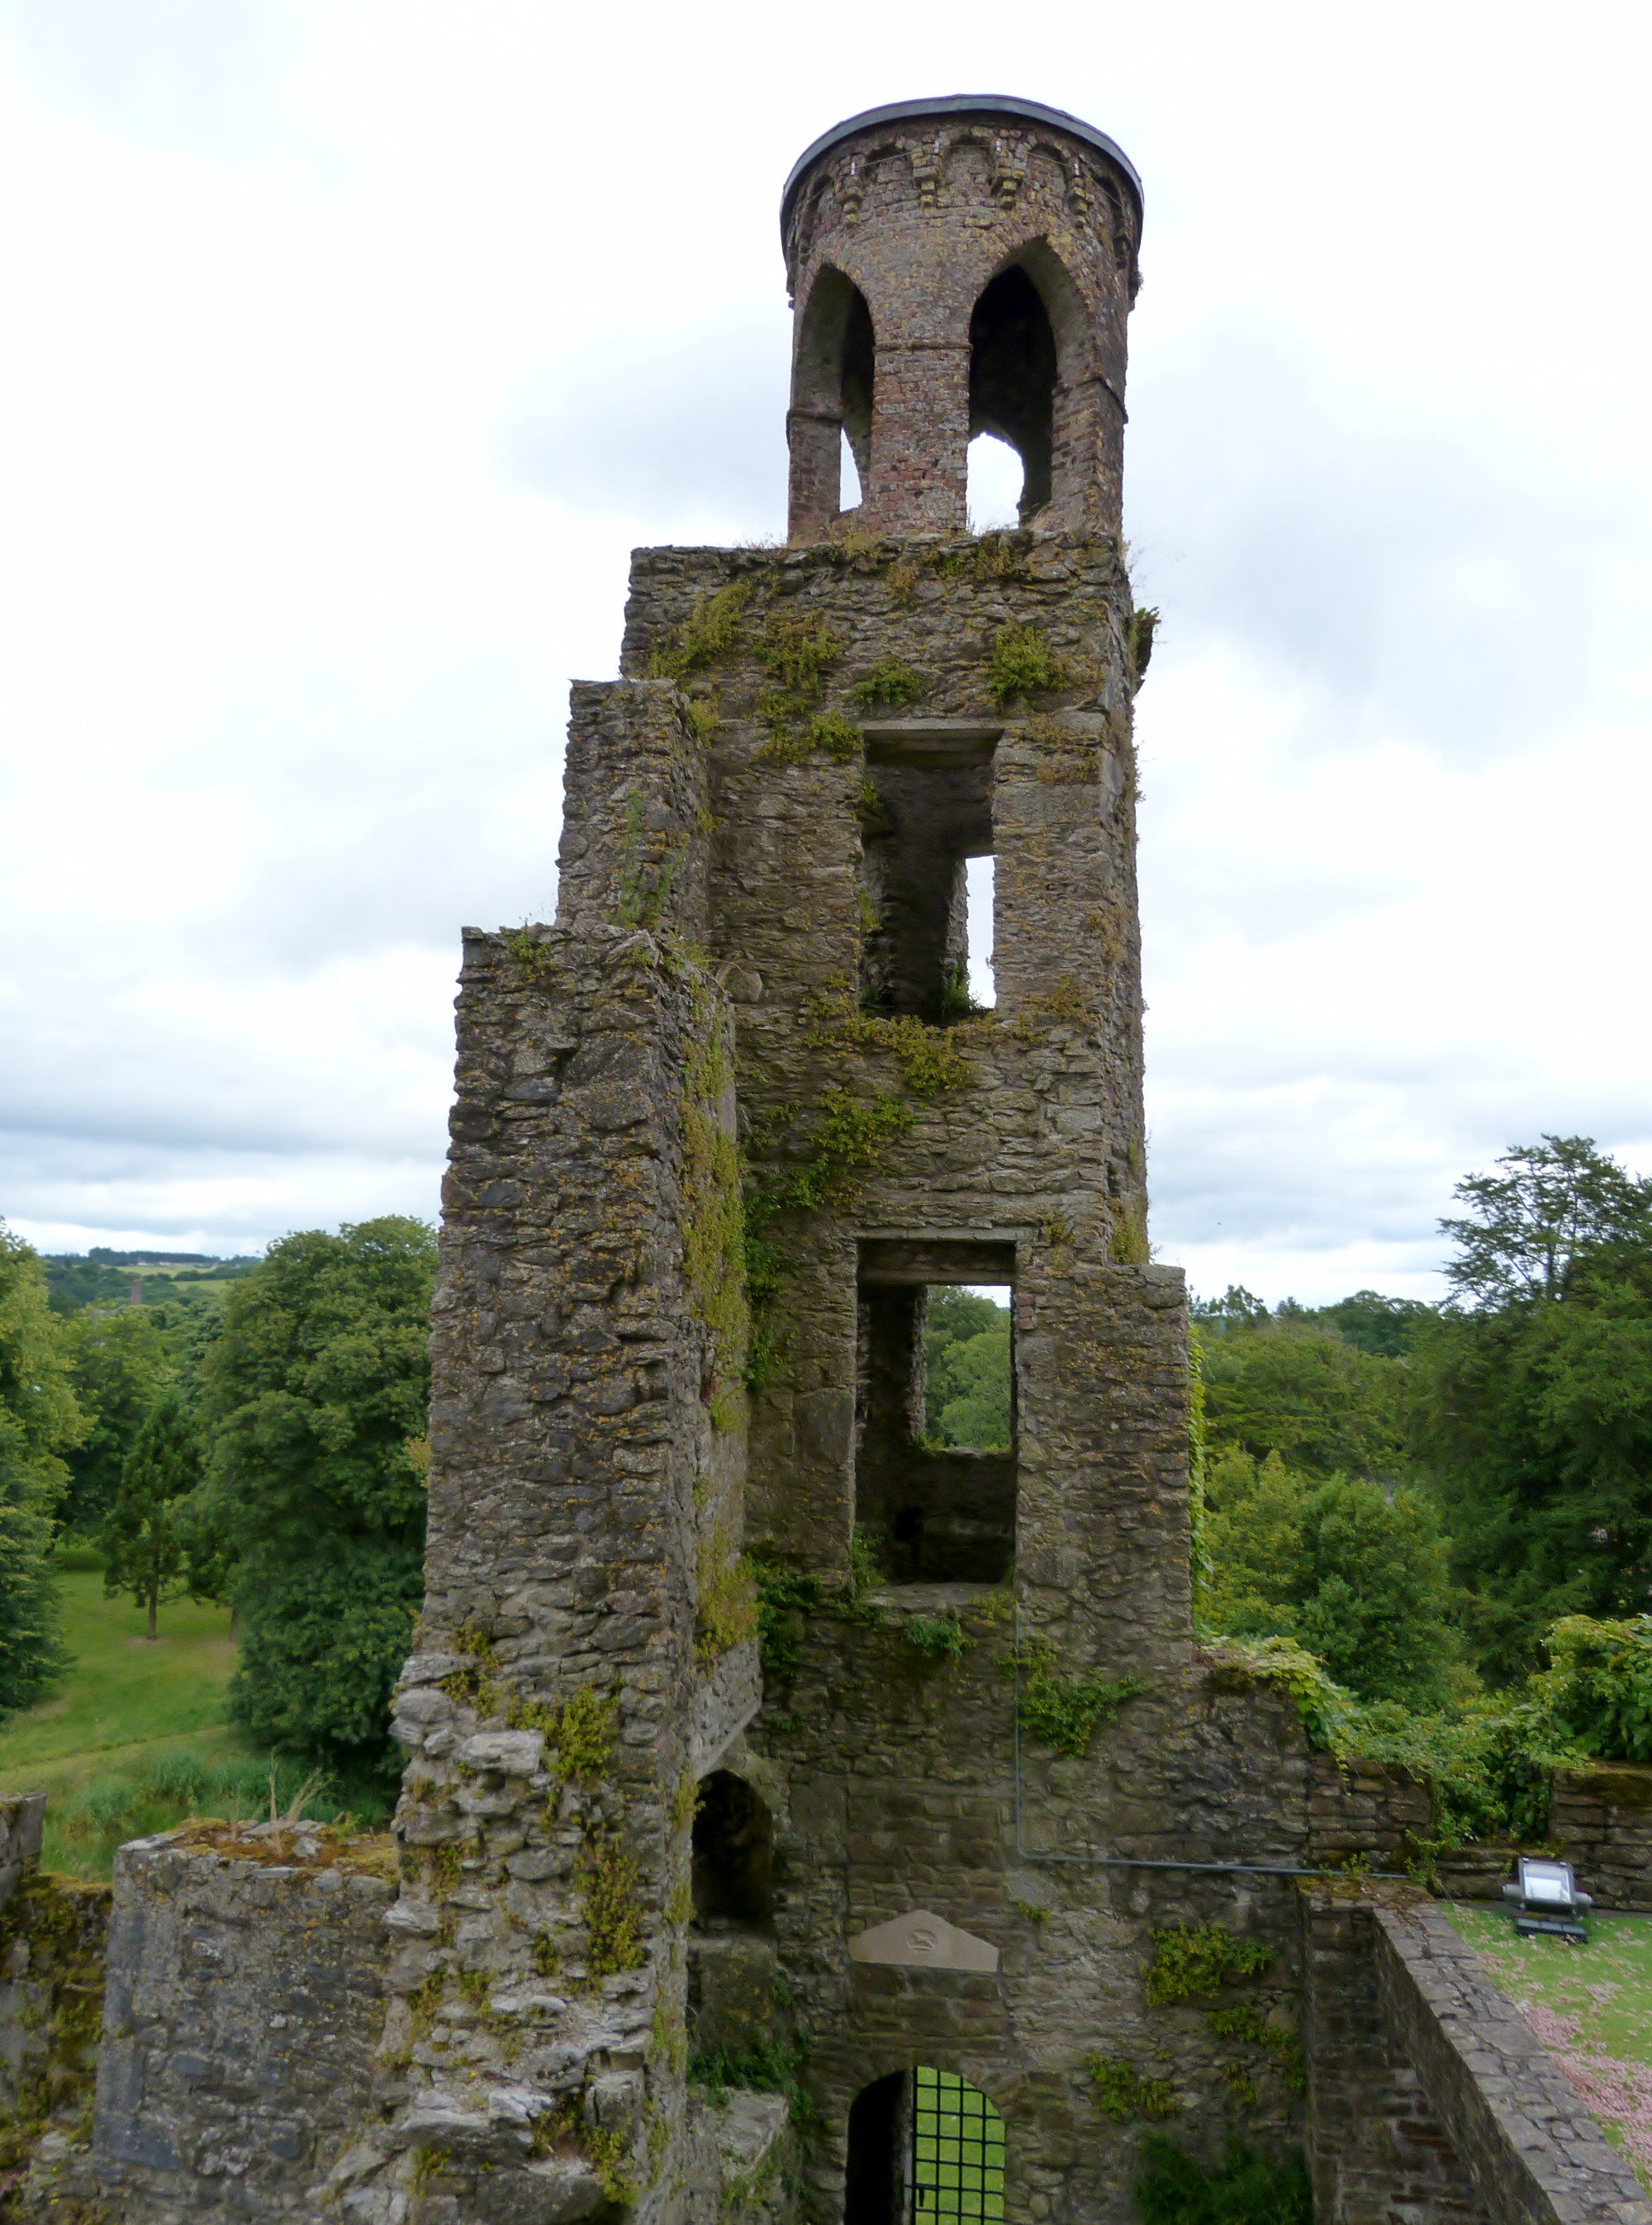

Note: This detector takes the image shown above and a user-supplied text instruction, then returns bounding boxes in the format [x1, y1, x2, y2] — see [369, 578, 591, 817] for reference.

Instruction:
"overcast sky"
[2, 0, 1648, 1303]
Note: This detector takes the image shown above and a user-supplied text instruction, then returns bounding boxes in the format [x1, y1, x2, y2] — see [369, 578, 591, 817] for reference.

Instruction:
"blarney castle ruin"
[7, 92, 1652, 2225]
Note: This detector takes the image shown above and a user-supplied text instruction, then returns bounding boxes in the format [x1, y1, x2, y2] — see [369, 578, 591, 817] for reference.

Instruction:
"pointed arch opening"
[691, 1769, 773, 1933]
[790, 264, 875, 531]
[968, 244, 1087, 527]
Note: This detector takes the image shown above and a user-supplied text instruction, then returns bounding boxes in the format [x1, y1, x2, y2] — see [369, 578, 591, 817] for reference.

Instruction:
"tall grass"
[45, 1749, 394, 1877]
[0, 1564, 397, 1877]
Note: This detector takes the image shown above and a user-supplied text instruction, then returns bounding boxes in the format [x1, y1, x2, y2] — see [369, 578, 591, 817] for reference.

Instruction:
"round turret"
[781, 94, 1142, 541]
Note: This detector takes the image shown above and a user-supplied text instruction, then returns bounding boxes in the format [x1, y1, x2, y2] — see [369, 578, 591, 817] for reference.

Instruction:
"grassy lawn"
[1446, 1902, 1652, 2188]
[0, 1556, 365, 1876]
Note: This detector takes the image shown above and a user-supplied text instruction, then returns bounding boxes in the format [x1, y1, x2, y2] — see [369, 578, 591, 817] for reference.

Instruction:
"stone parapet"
[90, 1825, 393, 2223]
[1302, 1879, 1652, 2225]
[1373, 1891, 1649, 2225]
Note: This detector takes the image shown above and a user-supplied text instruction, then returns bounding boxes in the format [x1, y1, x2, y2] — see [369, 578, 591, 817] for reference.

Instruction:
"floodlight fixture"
[1501, 1857, 1592, 1941]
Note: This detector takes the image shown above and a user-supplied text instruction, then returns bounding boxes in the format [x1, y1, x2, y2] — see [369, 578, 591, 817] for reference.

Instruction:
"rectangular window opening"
[857, 749, 995, 1024]
[855, 1243, 1015, 1587]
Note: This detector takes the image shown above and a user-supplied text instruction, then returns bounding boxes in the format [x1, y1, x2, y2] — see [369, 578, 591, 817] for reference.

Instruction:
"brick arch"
[969, 240, 1089, 524]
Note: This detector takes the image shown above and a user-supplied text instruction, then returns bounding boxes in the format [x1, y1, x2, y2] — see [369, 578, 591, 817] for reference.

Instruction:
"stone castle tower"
[358, 91, 1282, 2225]
[363, 90, 1228, 2224]
[70, 93, 1638, 2225]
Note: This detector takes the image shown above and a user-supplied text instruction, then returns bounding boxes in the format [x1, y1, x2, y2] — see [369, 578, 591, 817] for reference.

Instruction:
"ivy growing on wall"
[1089, 2055, 1180, 2123]
[1144, 1924, 1272, 2007]
[1009, 1636, 1147, 1758]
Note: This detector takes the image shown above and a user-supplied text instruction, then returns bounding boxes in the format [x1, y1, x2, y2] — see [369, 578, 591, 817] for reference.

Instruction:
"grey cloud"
[2, 1127, 440, 1254]
[496, 304, 792, 534]
[0, 0, 321, 161]
[1125, 318, 1623, 765]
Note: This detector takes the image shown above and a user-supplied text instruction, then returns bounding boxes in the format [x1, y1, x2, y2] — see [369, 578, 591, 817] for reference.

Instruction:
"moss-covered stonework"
[41, 93, 1652, 2225]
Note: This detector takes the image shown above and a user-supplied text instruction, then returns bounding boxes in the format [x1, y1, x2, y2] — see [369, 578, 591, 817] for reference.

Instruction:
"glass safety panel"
[912, 2066, 1006, 2223]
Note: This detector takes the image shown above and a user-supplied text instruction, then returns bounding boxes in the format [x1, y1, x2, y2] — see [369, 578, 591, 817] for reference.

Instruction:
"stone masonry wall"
[619, 534, 1148, 1580]
[90, 1825, 392, 2223]
[1300, 1882, 1486, 2225]
[757, 1608, 1320, 2225]
[1372, 1888, 1647, 2225]
[1302, 1880, 1652, 2225]
[1546, 1765, 1652, 1910]
[349, 698, 760, 2225]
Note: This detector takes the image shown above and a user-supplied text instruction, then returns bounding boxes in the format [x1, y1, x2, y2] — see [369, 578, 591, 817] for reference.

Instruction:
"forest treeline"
[2, 1132, 1651, 1821]
[0, 1216, 435, 1796]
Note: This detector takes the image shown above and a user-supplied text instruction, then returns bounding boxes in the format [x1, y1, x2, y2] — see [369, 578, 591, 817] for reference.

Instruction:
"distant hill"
[43, 1251, 262, 1314]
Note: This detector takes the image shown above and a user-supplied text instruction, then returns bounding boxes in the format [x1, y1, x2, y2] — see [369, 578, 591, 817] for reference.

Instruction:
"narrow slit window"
[964, 855, 995, 1008]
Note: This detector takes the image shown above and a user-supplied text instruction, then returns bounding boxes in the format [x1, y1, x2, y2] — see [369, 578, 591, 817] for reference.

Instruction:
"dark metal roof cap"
[781, 94, 1142, 244]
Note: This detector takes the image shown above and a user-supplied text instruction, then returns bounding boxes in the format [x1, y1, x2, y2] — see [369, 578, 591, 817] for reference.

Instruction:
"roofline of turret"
[780, 94, 1143, 245]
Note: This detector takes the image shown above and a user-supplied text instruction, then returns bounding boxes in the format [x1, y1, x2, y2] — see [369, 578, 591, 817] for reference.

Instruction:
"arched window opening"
[845, 2069, 1007, 2224]
[691, 1770, 773, 1933]
[794, 265, 875, 515]
[968, 264, 1058, 523]
[966, 434, 1023, 533]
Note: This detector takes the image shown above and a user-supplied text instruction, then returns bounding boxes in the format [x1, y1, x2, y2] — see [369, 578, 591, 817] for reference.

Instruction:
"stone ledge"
[1371, 1892, 1652, 2225]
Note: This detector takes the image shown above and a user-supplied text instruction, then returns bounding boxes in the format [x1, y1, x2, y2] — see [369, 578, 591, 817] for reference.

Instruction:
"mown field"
[0, 1554, 359, 1876]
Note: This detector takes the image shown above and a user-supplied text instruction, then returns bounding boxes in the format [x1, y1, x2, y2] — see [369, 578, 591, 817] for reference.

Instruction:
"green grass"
[1446, 1903, 1652, 2186]
[0, 1558, 385, 1876]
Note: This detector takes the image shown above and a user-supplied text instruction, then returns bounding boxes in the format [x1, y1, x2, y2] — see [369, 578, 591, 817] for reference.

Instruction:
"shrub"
[1145, 1924, 1271, 2006]
[848, 658, 927, 708]
[1528, 1614, 1652, 1761]
[1132, 2138, 1311, 2225]
[1012, 1639, 1147, 1758]
[985, 624, 1066, 708]
[904, 1615, 969, 1663]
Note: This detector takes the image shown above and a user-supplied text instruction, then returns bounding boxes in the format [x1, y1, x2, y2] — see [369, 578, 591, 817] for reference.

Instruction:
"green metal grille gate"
[911, 2066, 1006, 2222]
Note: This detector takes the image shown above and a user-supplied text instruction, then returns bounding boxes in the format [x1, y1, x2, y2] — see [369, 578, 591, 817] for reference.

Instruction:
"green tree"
[197, 1217, 436, 1783]
[923, 1288, 1012, 1449]
[1200, 1321, 1411, 1478]
[1203, 1448, 1463, 1706]
[101, 1392, 202, 1639]
[1440, 1133, 1652, 1307]
[59, 1307, 170, 1537]
[1417, 1170, 1652, 1680]
[1299, 1289, 1437, 1357]
[0, 1224, 86, 1714]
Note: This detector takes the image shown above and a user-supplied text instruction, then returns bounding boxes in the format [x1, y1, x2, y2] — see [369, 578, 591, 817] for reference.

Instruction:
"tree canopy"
[197, 1216, 437, 1783]
[1415, 1142, 1652, 1679]
[102, 1391, 203, 1640]
[0, 1224, 85, 1713]
[923, 1288, 1012, 1450]
[1440, 1134, 1652, 1308]
[1200, 1321, 1410, 1480]
[59, 1307, 171, 1538]
[1203, 1447, 1463, 1706]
